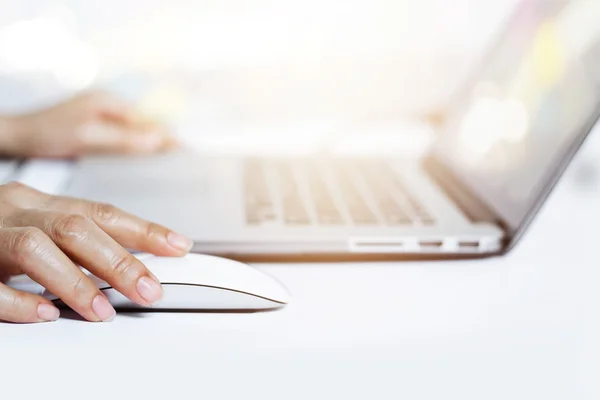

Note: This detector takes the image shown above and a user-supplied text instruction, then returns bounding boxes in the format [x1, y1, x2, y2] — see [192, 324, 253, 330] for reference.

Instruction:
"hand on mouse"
[0, 181, 193, 323]
[0, 91, 178, 158]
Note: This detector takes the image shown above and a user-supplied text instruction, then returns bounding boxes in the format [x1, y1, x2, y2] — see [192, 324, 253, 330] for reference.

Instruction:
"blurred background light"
[459, 91, 530, 161]
[503, 99, 529, 144]
[0, 0, 521, 153]
[460, 96, 506, 156]
[0, 2, 99, 91]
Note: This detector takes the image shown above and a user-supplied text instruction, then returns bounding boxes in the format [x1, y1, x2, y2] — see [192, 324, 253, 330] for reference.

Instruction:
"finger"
[8, 210, 164, 306]
[130, 120, 178, 153]
[0, 227, 115, 322]
[85, 91, 140, 125]
[163, 133, 181, 150]
[92, 91, 168, 131]
[95, 94, 177, 152]
[76, 121, 172, 155]
[42, 197, 193, 256]
[0, 282, 59, 323]
[134, 120, 178, 151]
[79, 91, 178, 154]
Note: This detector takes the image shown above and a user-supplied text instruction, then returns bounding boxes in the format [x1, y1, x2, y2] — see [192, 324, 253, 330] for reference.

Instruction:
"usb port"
[419, 240, 444, 249]
[459, 241, 480, 249]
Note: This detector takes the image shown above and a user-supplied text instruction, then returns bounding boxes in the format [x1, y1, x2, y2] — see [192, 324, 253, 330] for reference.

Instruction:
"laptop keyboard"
[279, 161, 311, 225]
[304, 160, 345, 225]
[243, 159, 277, 225]
[334, 160, 379, 225]
[244, 158, 435, 227]
[360, 160, 413, 225]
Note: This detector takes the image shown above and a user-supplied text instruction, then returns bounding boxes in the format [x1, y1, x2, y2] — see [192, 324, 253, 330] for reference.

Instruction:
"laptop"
[19, 0, 600, 261]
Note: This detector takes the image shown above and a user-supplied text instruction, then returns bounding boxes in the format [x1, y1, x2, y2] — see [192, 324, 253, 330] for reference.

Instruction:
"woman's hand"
[0, 91, 177, 158]
[0, 181, 193, 323]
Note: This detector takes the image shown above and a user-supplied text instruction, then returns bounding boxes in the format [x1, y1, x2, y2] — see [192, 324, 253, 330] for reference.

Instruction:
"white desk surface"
[2, 136, 600, 400]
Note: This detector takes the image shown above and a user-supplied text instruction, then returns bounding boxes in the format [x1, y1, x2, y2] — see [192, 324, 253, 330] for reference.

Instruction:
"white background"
[0, 0, 518, 115]
[2, 2, 600, 399]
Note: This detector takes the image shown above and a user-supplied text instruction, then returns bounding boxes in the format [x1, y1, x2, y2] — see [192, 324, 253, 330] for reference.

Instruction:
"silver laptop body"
[53, 0, 600, 261]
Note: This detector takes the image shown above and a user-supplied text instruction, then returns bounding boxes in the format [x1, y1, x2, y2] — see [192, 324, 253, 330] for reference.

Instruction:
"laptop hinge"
[422, 156, 507, 229]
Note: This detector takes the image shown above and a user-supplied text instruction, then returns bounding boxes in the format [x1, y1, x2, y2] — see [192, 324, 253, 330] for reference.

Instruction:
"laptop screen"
[433, 0, 600, 230]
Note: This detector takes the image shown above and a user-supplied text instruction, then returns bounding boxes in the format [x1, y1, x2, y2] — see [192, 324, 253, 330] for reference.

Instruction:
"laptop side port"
[348, 238, 418, 253]
[419, 240, 444, 250]
[459, 241, 480, 250]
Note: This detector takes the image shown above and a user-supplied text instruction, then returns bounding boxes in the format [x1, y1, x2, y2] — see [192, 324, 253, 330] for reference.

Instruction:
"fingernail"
[92, 295, 116, 322]
[37, 303, 60, 322]
[136, 276, 163, 305]
[167, 232, 193, 252]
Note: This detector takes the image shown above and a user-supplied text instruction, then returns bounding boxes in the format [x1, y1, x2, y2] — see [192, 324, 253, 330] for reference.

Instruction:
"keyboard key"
[373, 162, 436, 225]
[332, 161, 378, 225]
[361, 162, 413, 226]
[304, 161, 345, 225]
[244, 159, 277, 225]
[276, 161, 311, 225]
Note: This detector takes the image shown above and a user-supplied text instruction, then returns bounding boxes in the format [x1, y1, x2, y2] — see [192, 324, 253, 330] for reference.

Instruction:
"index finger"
[42, 197, 193, 257]
[93, 92, 167, 132]
[90, 91, 139, 125]
[77, 121, 172, 155]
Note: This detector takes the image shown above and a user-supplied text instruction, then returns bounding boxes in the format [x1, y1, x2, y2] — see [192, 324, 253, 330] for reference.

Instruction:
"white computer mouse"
[7, 253, 291, 311]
